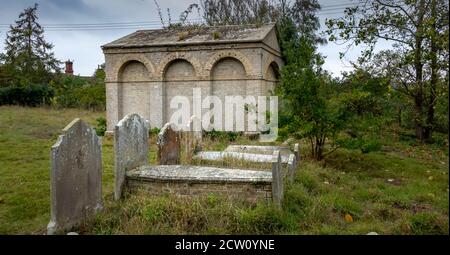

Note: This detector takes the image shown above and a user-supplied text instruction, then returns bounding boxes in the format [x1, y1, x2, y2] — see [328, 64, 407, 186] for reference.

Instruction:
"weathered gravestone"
[47, 118, 102, 235]
[294, 143, 300, 161]
[184, 115, 202, 162]
[114, 114, 149, 200]
[271, 150, 283, 208]
[157, 123, 180, 165]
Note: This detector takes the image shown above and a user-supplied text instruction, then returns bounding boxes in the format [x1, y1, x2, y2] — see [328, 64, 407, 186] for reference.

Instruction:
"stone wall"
[127, 179, 272, 204]
[104, 43, 283, 131]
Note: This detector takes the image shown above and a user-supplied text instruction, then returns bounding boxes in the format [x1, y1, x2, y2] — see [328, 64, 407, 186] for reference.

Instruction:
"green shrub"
[94, 117, 107, 136]
[50, 74, 105, 110]
[337, 137, 381, 153]
[0, 84, 54, 106]
[360, 139, 382, 153]
[226, 132, 240, 142]
[337, 137, 362, 150]
[203, 130, 242, 142]
[149, 127, 160, 136]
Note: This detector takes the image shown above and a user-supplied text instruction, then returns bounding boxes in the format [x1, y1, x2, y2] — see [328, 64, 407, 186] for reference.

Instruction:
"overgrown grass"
[0, 106, 448, 234]
[0, 106, 104, 234]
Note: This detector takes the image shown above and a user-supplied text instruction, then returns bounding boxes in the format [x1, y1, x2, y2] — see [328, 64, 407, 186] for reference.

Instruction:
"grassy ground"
[0, 106, 448, 234]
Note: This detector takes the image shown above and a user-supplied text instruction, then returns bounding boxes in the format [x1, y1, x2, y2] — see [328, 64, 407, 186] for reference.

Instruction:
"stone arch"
[262, 57, 282, 80]
[112, 54, 154, 81]
[118, 60, 151, 122]
[163, 59, 196, 81]
[210, 56, 248, 131]
[211, 57, 247, 80]
[119, 60, 150, 82]
[205, 50, 254, 78]
[263, 59, 281, 95]
[157, 53, 201, 80]
[264, 61, 281, 81]
[162, 58, 197, 125]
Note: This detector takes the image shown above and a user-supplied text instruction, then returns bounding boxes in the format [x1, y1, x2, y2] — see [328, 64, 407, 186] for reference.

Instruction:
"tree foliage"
[50, 67, 106, 111]
[326, 0, 449, 143]
[0, 4, 61, 87]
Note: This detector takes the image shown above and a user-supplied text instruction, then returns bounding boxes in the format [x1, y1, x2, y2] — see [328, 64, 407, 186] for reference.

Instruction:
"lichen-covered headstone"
[114, 114, 149, 200]
[271, 150, 283, 207]
[47, 118, 102, 235]
[157, 123, 181, 165]
[287, 153, 297, 183]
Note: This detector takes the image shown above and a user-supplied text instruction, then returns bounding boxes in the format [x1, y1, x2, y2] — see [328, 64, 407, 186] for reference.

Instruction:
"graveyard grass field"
[0, 106, 448, 234]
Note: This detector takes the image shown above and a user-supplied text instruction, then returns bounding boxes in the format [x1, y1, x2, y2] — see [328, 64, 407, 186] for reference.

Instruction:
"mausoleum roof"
[102, 23, 276, 49]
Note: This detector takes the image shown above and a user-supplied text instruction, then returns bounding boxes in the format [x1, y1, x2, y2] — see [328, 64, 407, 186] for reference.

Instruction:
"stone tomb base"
[126, 165, 272, 203]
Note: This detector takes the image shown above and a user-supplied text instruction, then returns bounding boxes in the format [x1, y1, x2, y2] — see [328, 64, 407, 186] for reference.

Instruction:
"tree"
[201, 0, 280, 26]
[0, 3, 61, 86]
[326, 0, 449, 143]
[198, 0, 339, 159]
[277, 25, 349, 160]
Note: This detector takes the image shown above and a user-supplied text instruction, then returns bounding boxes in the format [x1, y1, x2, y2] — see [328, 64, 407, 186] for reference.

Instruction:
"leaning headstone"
[47, 118, 102, 235]
[287, 153, 297, 183]
[157, 123, 181, 165]
[271, 150, 283, 208]
[294, 143, 300, 161]
[184, 116, 202, 162]
[114, 114, 149, 200]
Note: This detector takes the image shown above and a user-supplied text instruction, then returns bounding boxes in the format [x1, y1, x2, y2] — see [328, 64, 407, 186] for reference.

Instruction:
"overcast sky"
[0, 0, 391, 77]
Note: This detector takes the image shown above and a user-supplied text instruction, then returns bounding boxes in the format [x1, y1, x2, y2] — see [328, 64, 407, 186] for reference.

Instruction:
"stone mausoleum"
[102, 23, 283, 132]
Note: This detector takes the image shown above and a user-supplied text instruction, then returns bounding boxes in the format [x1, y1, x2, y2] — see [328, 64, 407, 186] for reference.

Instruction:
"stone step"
[126, 164, 272, 184]
[193, 151, 290, 164]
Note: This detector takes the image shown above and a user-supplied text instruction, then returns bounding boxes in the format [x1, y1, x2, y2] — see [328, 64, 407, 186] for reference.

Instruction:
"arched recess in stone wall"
[157, 53, 201, 80]
[205, 51, 254, 78]
[211, 57, 247, 131]
[163, 59, 196, 125]
[112, 55, 154, 81]
[264, 61, 281, 95]
[118, 60, 151, 121]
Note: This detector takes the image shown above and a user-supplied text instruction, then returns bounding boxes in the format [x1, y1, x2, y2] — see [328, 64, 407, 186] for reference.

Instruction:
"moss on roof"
[102, 23, 275, 49]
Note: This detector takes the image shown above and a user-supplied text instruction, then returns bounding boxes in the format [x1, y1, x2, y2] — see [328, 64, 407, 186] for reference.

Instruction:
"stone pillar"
[106, 82, 120, 132]
[271, 150, 283, 208]
[245, 79, 262, 133]
[47, 118, 103, 235]
[114, 114, 150, 200]
[157, 123, 181, 165]
[149, 81, 164, 128]
[287, 153, 297, 183]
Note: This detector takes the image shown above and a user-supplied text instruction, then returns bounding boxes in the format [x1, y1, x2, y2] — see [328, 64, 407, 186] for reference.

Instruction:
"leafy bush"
[149, 127, 160, 136]
[203, 130, 242, 142]
[225, 131, 240, 142]
[337, 136, 381, 154]
[94, 117, 107, 136]
[74, 84, 106, 111]
[50, 75, 105, 110]
[360, 139, 382, 154]
[0, 84, 54, 106]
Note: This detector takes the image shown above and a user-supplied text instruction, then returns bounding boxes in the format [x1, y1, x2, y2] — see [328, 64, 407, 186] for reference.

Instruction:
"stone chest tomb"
[102, 24, 283, 132]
